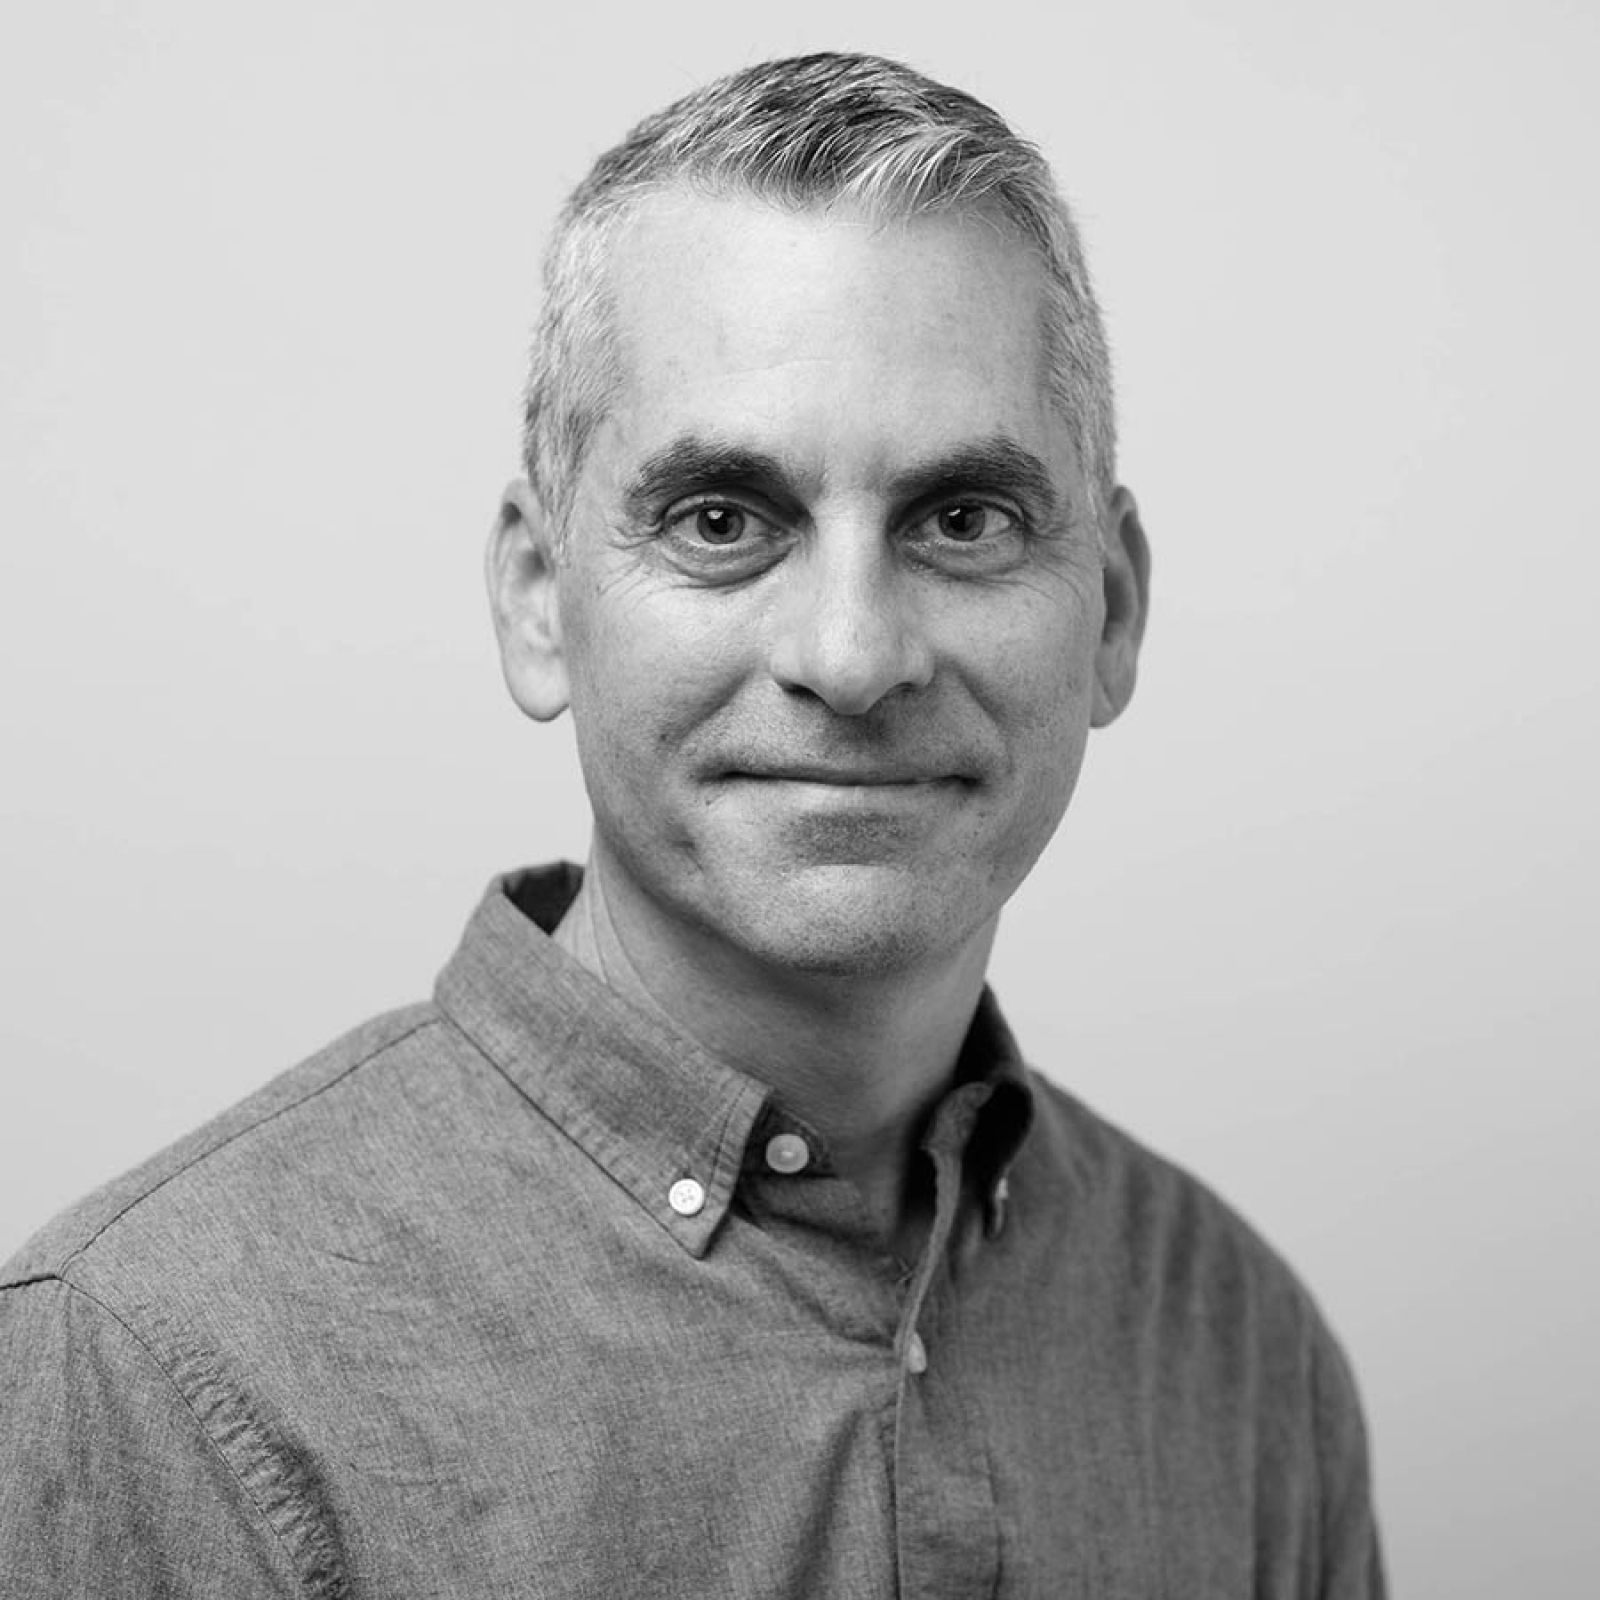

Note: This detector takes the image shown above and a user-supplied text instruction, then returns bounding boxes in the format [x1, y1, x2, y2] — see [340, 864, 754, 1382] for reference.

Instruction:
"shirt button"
[905, 1332, 928, 1375]
[764, 1133, 810, 1174]
[668, 1178, 706, 1217]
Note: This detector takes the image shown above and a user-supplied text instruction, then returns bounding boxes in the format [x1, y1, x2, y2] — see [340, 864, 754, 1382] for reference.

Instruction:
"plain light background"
[3, 1, 1595, 1592]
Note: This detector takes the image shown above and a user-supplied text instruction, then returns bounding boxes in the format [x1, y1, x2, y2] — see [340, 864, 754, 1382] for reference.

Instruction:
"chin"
[705, 863, 992, 980]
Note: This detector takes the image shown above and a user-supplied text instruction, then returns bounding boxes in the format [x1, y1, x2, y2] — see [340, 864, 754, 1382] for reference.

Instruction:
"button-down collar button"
[764, 1133, 810, 1174]
[905, 1332, 928, 1375]
[668, 1178, 706, 1217]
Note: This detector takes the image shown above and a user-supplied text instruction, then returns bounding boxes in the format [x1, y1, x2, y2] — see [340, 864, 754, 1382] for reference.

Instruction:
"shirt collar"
[934, 987, 1035, 1235]
[434, 864, 1035, 1256]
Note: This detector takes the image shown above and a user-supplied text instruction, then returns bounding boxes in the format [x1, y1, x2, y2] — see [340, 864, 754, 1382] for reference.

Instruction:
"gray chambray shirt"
[0, 864, 1384, 1597]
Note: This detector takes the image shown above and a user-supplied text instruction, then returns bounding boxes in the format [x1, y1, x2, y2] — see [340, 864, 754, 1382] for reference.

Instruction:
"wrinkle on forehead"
[606, 189, 1054, 405]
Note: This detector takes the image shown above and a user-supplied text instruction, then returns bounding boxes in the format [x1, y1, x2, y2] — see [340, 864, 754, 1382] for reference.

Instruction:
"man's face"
[500, 189, 1141, 979]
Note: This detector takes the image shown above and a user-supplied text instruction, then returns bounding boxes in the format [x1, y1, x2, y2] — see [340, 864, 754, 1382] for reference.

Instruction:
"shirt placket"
[892, 1116, 1001, 1599]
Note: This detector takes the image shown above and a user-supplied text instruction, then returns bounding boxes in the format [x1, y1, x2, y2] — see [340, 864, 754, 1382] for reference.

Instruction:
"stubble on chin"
[682, 858, 994, 982]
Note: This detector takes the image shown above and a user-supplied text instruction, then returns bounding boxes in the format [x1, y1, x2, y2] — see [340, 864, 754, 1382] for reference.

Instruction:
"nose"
[766, 532, 935, 715]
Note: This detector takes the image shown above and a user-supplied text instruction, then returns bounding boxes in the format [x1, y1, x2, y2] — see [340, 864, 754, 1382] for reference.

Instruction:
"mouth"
[725, 766, 971, 788]
[707, 763, 976, 853]
[716, 770, 977, 821]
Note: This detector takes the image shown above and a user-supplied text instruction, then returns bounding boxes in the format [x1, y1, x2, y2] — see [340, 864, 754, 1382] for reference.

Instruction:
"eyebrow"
[888, 437, 1062, 525]
[622, 439, 795, 523]
[620, 434, 1063, 525]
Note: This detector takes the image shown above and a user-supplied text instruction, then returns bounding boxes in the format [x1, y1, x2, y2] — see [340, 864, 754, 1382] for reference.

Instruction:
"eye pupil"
[940, 504, 987, 541]
[697, 507, 745, 544]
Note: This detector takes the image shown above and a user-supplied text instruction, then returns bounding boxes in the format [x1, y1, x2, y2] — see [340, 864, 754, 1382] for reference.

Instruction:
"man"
[0, 52, 1384, 1597]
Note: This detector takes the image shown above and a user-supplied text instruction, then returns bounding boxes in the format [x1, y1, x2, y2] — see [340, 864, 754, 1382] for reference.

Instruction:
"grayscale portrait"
[3, 10, 1593, 1600]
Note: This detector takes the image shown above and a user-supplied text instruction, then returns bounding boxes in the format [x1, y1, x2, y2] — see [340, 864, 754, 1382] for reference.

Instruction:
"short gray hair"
[522, 52, 1115, 534]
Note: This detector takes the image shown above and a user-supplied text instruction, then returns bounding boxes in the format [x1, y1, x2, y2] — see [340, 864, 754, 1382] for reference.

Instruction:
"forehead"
[590, 188, 1063, 492]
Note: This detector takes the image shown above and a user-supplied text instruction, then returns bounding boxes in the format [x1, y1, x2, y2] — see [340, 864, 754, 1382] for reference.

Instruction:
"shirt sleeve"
[1312, 1321, 1388, 1600]
[0, 1276, 302, 1598]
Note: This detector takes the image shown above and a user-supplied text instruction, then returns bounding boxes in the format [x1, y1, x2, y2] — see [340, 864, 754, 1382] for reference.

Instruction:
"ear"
[1091, 485, 1151, 728]
[485, 479, 570, 722]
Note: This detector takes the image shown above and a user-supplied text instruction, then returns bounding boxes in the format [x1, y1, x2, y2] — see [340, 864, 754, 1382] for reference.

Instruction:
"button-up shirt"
[0, 865, 1385, 1597]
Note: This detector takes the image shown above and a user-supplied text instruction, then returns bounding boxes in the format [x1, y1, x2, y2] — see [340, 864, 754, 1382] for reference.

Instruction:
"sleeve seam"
[20, 1274, 326, 1598]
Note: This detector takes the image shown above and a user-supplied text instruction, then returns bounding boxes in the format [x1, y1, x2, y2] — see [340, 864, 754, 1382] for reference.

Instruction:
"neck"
[553, 846, 995, 1248]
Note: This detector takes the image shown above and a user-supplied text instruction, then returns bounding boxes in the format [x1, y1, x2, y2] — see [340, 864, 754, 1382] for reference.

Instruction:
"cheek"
[985, 595, 1099, 735]
[559, 577, 655, 780]
[561, 582, 739, 775]
[986, 602, 1101, 808]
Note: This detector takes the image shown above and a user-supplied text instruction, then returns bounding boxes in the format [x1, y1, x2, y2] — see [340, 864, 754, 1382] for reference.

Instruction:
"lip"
[726, 767, 966, 787]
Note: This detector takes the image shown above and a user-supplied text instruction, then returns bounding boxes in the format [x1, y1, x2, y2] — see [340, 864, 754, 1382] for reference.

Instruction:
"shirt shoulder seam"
[55, 1014, 444, 1278]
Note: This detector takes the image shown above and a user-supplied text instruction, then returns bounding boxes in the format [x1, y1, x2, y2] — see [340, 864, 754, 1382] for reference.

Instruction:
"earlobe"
[485, 479, 571, 722]
[1090, 486, 1151, 728]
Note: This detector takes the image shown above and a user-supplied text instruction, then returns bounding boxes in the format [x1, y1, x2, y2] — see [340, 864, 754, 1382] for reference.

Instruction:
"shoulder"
[1018, 1072, 1383, 1580]
[0, 1005, 464, 1599]
[1, 1001, 453, 1294]
[1021, 1070, 1348, 1369]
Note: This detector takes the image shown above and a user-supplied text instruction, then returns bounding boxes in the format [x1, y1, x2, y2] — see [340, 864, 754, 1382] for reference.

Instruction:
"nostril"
[769, 628, 935, 715]
[766, 555, 936, 714]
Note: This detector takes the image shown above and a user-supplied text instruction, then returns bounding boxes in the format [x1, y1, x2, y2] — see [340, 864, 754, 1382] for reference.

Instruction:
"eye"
[913, 500, 1025, 548]
[935, 503, 1000, 542]
[662, 500, 771, 548]
[903, 498, 1030, 575]
[692, 505, 748, 545]
[656, 498, 788, 578]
